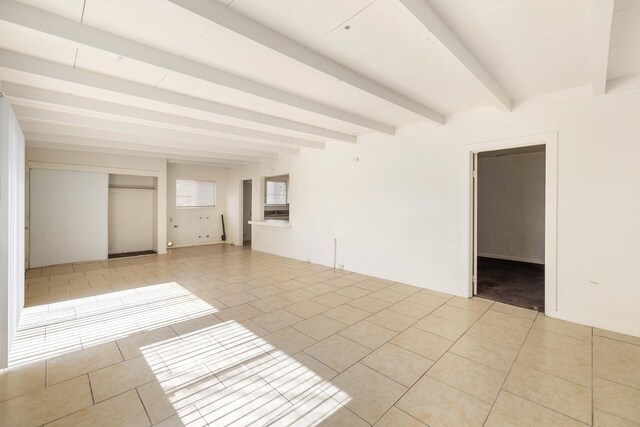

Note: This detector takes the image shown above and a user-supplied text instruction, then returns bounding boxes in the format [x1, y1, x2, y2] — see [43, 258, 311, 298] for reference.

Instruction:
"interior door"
[472, 153, 478, 295]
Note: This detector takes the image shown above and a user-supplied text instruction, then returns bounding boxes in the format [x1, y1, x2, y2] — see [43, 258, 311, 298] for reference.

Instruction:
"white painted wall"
[108, 189, 155, 254]
[30, 169, 108, 267]
[477, 152, 545, 264]
[226, 90, 640, 337]
[167, 163, 227, 247]
[0, 97, 25, 368]
[26, 148, 167, 254]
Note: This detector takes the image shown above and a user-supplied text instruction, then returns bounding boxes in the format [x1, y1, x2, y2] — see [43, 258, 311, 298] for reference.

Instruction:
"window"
[266, 180, 287, 205]
[176, 179, 215, 208]
[264, 174, 289, 221]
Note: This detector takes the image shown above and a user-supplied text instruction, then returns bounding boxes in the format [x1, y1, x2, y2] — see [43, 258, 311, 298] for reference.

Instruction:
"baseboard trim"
[477, 253, 545, 265]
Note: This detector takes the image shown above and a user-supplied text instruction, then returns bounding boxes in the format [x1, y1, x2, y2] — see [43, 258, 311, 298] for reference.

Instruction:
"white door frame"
[236, 177, 254, 247]
[465, 132, 558, 315]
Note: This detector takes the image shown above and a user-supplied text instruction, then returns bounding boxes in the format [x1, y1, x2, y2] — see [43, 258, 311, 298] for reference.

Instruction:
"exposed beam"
[20, 122, 274, 162]
[0, 0, 394, 135]
[0, 49, 356, 143]
[393, 0, 511, 112]
[590, 0, 615, 96]
[167, 0, 444, 125]
[26, 140, 239, 168]
[3, 83, 325, 150]
[25, 140, 245, 168]
[13, 105, 300, 156]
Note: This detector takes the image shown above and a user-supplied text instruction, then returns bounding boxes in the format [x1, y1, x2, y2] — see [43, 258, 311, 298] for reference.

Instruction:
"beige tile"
[216, 303, 263, 321]
[490, 302, 538, 320]
[594, 376, 640, 424]
[449, 335, 518, 373]
[339, 321, 397, 350]
[391, 327, 453, 361]
[305, 335, 370, 372]
[0, 375, 93, 426]
[414, 314, 471, 340]
[368, 289, 407, 303]
[518, 331, 592, 387]
[251, 310, 303, 332]
[367, 309, 416, 332]
[250, 296, 292, 313]
[397, 376, 491, 427]
[594, 336, 640, 389]
[137, 367, 220, 424]
[354, 280, 389, 292]
[46, 389, 150, 427]
[324, 304, 371, 325]
[195, 375, 291, 426]
[217, 291, 257, 307]
[259, 327, 317, 357]
[258, 352, 337, 404]
[168, 314, 222, 338]
[375, 407, 427, 427]
[428, 352, 506, 404]
[293, 314, 346, 341]
[486, 391, 588, 427]
[279, 288, 316, 303]
[532, 315, 592, 341]
[431, 303, 483, 324]
[152, 408, 208, 427]
[89, 355, 160, 402]
[466, 321, 529, 351]
[594, 409, 640, 427]
[446, 296, 493, 313]
[47, 342, 123, 385]
[409, 292, 451, 308]
[477, 309, 534, 333]
[284, 300, 328, 319]
[0, 361, 45, 403]
[312, 292, 353, 308]
[325, 363, 407, 424]
[362, 343, 433, 387]
[348, 296, 393, 313]
[335, 286, 371, 299]
[116, 326, 178, 359]
[268, 389, 368, 427]
[387, 300, 436, 319]
[504, 363, 592, 424]
[594, 328, 640, 346]
[305, 283, 339, 295]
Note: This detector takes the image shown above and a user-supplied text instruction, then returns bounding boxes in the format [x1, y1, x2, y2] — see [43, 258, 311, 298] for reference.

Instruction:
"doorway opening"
[469, 133, 557, 315]
[242, 179, 252, 246]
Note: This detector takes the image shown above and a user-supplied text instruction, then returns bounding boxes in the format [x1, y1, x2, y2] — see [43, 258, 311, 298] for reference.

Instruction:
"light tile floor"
[2, 245, 639, 426]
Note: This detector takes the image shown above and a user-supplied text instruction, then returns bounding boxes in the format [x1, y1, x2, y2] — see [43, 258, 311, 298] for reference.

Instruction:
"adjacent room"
[0, 1, 639, 426]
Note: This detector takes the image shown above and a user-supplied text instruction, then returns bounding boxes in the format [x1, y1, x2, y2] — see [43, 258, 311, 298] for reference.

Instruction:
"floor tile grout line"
[134, 388, 153, 425]
[481, 311, 539, 426]
[378, 301, 499, 424]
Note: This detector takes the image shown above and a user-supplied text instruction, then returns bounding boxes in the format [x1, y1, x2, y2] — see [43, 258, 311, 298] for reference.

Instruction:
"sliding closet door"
[30, 169, 108, 267]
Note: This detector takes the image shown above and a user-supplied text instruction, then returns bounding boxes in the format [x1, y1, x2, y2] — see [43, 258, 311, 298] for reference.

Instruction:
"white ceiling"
[0, 0, 637, 165]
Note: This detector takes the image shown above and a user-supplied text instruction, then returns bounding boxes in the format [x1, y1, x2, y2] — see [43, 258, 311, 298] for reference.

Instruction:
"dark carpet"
[108, 250, 157, 259]
[477, 257, 545, 312]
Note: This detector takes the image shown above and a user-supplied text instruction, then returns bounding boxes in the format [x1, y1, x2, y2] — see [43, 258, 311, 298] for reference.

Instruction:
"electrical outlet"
[305, 258, 311, 263]
[338, 264, 344, 270]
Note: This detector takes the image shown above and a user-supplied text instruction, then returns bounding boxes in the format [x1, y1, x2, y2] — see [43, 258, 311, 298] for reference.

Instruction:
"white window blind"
[176, 179, 216, 208]
[266, 180, 287, 205]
